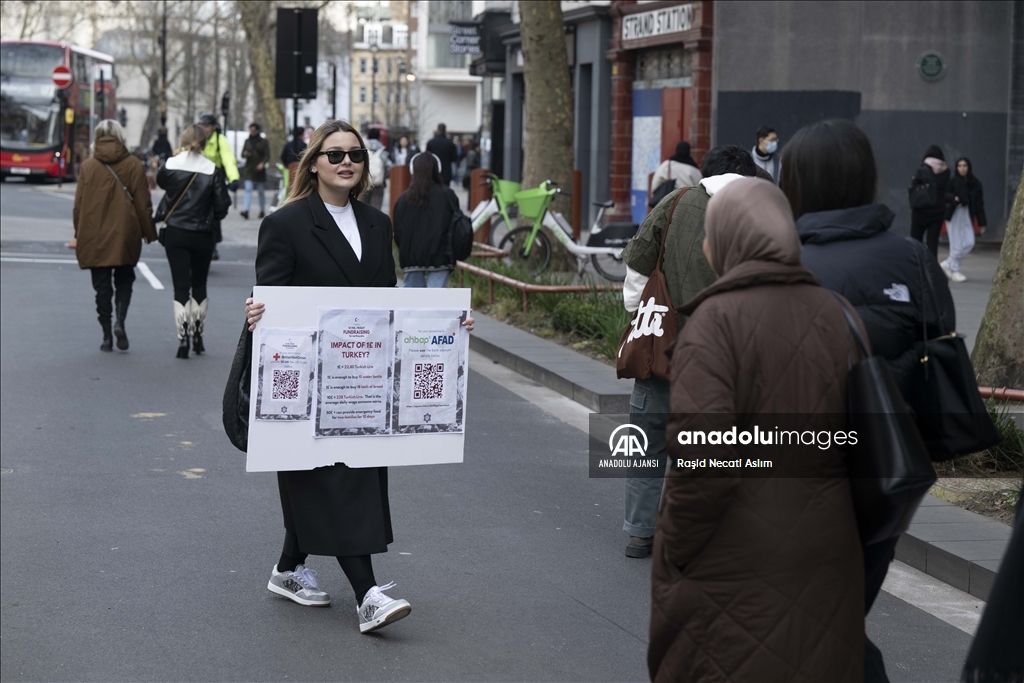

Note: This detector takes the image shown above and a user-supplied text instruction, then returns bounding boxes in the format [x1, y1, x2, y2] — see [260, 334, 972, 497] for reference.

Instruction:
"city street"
[0, 180, 991, 681]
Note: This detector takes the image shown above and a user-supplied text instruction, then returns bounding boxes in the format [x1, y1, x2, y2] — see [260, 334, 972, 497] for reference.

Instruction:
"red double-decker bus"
[1, 40, 116, 181]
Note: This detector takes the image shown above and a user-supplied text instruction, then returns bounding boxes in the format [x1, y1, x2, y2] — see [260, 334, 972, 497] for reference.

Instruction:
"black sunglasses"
[317, 148, 368, 164]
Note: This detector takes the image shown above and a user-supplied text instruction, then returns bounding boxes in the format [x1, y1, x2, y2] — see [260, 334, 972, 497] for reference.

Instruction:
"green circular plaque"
[917, 51, 947, 82]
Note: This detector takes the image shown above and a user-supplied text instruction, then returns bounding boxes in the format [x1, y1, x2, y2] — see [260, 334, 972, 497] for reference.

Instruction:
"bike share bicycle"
[502, 180, 635, 282]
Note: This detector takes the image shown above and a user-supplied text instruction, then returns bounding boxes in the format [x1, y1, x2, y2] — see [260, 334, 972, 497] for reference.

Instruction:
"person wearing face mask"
[241, 119, 475, 634]
[650, 177, 864, 683]
[751, 125, 781, 183]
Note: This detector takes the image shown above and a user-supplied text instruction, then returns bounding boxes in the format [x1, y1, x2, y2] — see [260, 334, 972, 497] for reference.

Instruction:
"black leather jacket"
[155, 153, 231, 232]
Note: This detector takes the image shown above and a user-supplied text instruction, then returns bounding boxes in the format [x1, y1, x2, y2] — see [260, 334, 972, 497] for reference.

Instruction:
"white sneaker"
[357, 582, 411, 633]
[950, 271, 967, 283]
[939, 259, 953, 279]
[267, 564, 331, 606]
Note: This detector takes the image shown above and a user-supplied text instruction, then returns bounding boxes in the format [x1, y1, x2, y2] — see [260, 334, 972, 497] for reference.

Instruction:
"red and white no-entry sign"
[52, 65, 72, 89]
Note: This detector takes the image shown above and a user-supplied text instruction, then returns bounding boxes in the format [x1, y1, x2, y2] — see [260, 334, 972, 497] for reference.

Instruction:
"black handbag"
[908, 251, 1002, 461]
[648, 179, 676, 208]
[833, 293, 937, 545]
[222, 319, 252, 453]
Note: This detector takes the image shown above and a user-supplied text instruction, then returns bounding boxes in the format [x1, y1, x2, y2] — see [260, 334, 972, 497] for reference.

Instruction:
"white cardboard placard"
[246, 286, 471, 472]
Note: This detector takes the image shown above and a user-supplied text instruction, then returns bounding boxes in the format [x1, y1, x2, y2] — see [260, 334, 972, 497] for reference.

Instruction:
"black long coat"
[255, 192, 398, 557]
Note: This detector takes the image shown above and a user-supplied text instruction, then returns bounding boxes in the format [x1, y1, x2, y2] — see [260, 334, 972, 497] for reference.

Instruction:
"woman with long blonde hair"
[242, 119, 412, 633]
[156, 123, 231, 358]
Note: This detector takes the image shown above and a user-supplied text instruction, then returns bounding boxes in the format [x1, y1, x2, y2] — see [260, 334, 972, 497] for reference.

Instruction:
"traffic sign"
[52, 65, 72, 89]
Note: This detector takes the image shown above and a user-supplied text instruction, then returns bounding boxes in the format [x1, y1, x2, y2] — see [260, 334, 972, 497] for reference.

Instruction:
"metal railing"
[456, 256, 623, 313]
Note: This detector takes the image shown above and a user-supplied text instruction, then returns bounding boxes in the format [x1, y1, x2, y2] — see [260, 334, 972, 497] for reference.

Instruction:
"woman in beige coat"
[73, 120, 157, 351]
[649, 178, 864, 682]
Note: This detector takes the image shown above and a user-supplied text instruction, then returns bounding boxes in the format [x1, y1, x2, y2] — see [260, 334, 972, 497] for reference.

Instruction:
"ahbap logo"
[608, 424, 648, 457]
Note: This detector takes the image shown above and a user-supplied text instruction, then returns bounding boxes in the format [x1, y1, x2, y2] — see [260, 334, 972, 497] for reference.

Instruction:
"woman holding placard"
[243, 119, 409, 634]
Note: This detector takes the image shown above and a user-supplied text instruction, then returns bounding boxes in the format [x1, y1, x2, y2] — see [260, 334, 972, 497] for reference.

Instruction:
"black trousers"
[911, 215, 942, 258]
[90, 265, 135, 328]
[864, 536, 899, 683]
[163, 228, 213, 305]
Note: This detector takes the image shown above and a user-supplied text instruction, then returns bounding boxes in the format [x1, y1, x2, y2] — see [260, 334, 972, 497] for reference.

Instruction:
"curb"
[469, 312, 1013, 599]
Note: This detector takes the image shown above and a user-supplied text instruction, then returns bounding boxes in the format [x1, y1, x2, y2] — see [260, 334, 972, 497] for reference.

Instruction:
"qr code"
[273, 369, 301, 400]
[413, 363, 444, 400]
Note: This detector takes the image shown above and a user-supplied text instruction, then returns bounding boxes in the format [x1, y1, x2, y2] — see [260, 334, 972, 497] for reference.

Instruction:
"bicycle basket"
[493, 178, 521, 205]
[514, 187, 555, 219]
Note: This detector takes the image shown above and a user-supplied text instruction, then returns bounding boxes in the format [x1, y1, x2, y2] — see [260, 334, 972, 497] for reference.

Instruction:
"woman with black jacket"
[942, 157, 987, 283]
[156, 124, 231, 358]
[909, 144, 950, 257]
[393, 152, 458, 287]
[779, 120, 956, 683]
[243, 120, 473, 634]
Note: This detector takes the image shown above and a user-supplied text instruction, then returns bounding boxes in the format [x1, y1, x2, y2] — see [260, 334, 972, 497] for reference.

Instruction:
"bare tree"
[237, 0, 287, 161]
[971, 170, 1024, 387]
[519, 0, 574, 267]
[0, 0, 92, 41]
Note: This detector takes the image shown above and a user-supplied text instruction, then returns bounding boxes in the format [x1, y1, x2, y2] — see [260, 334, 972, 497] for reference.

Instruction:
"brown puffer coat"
[650, 178, 864, 683]
[73, 137, 157, 268]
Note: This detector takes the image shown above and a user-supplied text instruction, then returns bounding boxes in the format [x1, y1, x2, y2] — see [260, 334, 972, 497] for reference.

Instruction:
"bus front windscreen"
[0, 43, 64, 151]
[0, 96, 61, 151]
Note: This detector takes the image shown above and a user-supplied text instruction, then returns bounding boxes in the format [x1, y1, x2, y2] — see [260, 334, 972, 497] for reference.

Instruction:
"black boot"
[174, 300, 190, 359]
[113, 291, 131, 351]
[191, 297, 208, 355]
[100, 321, 113, 352]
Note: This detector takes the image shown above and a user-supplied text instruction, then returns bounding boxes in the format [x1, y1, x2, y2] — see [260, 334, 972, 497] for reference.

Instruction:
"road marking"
[1, 256, 78, 264]
[881, 560, 985, 636]
[136, 261, 165, 290]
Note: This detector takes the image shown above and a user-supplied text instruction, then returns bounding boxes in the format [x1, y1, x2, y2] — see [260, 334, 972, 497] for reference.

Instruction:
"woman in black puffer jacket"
[909, 144, 951, 257]
[392, 152, 457, 288]
[156, 124, 231, 357]
[780, 119, 956, 683]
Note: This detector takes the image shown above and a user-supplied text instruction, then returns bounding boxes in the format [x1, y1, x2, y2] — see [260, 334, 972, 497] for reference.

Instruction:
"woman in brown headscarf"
[648, 178, 865, 683]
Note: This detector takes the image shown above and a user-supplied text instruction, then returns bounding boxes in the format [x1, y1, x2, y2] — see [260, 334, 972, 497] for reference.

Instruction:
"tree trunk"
[519, 0, 575, 270]
[971, 170, 1024, 388]
[237, 0, 285, 165]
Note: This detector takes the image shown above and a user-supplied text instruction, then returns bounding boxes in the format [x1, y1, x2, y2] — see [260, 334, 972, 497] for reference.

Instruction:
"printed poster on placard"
[255, 328, 316, 421]
[392, 309, 467, 433]
[315, 308, 393, 437]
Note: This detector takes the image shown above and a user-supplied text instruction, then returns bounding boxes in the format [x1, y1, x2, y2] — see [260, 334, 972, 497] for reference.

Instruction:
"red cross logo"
[273, 353, 281, 361]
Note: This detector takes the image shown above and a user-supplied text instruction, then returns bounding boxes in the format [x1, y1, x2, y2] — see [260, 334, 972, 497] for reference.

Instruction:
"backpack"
[444, 189, 474, 262]
[368, 147, 386, 187]
[908, 166, 937, 210]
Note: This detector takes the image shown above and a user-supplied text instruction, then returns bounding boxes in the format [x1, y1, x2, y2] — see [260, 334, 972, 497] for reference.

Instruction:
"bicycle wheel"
[486, 215, 510, 248]
[499, 227, 551, 276]
[591, 253, 627, 282]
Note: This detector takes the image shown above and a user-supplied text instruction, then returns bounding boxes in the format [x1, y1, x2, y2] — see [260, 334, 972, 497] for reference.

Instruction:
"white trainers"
[267, 564, 332, 606]
[950, 271, 967, 283]
[939, 259, 953, 279]
[357, 582, 411, 633]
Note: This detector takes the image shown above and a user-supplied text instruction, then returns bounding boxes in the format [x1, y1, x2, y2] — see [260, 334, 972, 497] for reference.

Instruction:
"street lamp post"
[160, 0, 168, 127]
[370, 42, 378, 124]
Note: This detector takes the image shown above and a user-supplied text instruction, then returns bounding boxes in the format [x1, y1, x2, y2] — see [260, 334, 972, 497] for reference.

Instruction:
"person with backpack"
[156, 124, 231, 358]
[393, 152, 459, 287]
[649, 141, 703, 208]
[941, 157, 987, 282]
[73, 119, 158, 352]
[361, 128, 391, 210]
[909, 145, 950, 258]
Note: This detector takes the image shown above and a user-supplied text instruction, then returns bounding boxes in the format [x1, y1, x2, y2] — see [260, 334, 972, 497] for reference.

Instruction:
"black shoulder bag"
[908, 166, 936, 210]
[908, 250, 1002, 461]
[222, 319, 252, 453]
[832, 292, 936, 545]
[445, 189, 474, 263]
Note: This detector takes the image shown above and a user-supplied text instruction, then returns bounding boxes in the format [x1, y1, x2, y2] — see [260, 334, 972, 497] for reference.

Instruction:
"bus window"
[0, 100, 61, 151]
[0, 43, 63, 78]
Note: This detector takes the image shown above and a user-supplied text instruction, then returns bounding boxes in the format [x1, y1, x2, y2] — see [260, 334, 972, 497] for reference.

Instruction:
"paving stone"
[908, 522, 1013, 542]
[968, 561, 998, 601]
[909, 504, 993, 525]
[926, 544, 971, 593]
[894, 533, 928, 573]
[929, 539, 1011, 562]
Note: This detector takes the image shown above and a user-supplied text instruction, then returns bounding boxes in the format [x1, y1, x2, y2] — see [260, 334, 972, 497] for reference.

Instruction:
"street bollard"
[389, 165, 410, 218]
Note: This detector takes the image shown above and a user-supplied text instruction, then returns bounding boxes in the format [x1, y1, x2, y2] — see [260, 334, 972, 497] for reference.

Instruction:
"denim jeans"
[243, 179, 265, 213]
[403, 270, 451, 288]
[622, 376, 670, 537]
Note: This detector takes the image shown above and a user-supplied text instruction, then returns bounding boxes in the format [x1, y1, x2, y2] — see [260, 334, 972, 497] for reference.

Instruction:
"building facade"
[349, 2, 412, 136]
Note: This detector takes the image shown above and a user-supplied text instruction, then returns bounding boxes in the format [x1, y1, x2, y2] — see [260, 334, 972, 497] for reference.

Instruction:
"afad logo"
[404, 334, 455, 345]
[608, 424, 648, 457]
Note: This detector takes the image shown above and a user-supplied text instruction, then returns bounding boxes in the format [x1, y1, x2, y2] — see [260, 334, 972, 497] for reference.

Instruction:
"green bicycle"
[497, 180, 629, 282]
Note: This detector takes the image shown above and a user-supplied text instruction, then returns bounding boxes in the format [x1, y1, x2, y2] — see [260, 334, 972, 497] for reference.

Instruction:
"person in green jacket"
[198, 113, 238, 260]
